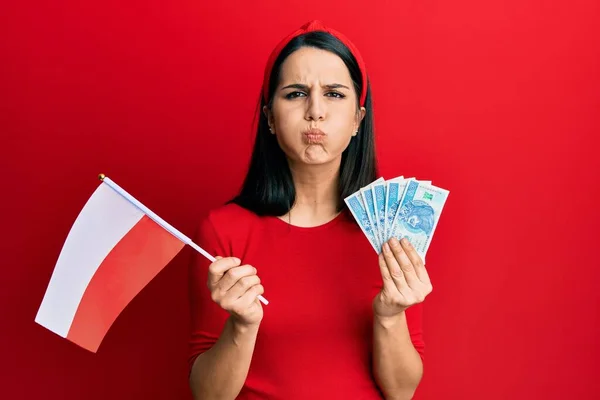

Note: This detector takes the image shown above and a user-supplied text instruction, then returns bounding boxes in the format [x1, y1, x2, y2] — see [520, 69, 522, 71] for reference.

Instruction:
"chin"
[301, 158, 329, 165]
[300, 153, 337, 166]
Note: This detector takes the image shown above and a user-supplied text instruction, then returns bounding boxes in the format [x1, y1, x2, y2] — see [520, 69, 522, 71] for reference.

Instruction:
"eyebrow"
[281, 83, 351, 91]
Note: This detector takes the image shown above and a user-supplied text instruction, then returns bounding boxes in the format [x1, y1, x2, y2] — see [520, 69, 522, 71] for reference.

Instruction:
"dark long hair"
[229, 31, 378, 216]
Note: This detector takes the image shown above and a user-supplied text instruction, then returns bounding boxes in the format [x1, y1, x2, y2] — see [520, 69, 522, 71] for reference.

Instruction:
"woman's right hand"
[207, 256, 264, 327]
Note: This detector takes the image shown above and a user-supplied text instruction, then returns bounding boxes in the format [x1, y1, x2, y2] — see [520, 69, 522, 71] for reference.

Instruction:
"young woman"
[188, 20, 432, 400]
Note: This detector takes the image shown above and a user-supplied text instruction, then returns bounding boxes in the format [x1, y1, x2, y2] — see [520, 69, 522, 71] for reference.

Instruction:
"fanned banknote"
[346, 175, 449, 260]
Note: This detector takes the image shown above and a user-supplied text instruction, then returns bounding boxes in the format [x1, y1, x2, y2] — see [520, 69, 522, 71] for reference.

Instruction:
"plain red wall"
[2, 1, 599, 399]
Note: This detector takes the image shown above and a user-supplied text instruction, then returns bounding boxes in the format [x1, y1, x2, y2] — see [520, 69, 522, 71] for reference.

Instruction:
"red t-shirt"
[188, 203, 424, 399]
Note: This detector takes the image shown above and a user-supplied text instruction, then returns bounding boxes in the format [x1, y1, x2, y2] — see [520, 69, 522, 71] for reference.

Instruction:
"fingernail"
[401, 238, 409, 246]
[233, 257, 241, 264]
[383, 243, 390, 253]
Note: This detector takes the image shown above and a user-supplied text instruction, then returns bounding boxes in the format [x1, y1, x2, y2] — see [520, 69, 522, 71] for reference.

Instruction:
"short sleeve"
[405, 302, 425, 362]
[187, 213, 231, 373]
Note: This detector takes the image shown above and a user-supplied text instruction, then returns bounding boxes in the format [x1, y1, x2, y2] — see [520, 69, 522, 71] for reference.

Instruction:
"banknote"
[360, 178, 383, 248]
[372, 182, 388, 248]
[383, 177, 410, 239]
[389, 180, 449, 259]
[344, 192, 380, 253]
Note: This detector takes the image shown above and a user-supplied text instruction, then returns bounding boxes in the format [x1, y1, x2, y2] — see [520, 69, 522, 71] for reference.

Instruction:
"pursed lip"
[303, 128, 326, 144]
[303, 128, 326, 138]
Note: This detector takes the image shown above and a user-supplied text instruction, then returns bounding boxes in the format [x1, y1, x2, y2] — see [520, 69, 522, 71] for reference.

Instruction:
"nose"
[305, 92, 325, 121]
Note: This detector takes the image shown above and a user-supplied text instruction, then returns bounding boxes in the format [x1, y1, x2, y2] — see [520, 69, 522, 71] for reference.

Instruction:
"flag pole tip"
[98, 173, 106, 181]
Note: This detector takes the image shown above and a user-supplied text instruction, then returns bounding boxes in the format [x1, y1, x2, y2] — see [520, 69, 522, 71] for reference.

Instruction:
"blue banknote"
[383, 177, 409, 239]
[361, 184, 381, 249]
[372, 182, 388, 247]
[389, 181, 449, 260]
[344, 193, 380, 253]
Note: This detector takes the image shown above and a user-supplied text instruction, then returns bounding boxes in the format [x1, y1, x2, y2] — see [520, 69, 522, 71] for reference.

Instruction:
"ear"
[359, 106, 366, 122]
[263, 105, 275, 132]
[353, 106, 366, 135]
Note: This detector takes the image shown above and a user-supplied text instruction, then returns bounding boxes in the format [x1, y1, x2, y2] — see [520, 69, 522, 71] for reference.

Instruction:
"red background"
[2, 1, 599, 399]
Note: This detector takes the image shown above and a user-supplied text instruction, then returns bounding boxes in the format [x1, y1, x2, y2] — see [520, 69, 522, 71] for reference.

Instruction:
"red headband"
[262, 20, 368, 107]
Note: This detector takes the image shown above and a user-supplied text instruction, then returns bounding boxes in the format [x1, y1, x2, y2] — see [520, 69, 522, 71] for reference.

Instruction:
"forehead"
[278, 47, 352, 84]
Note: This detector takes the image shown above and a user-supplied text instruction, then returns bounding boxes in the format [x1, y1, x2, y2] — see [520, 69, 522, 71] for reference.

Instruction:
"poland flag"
[35, 174, 268, 353]
[35, 175, 188, 352]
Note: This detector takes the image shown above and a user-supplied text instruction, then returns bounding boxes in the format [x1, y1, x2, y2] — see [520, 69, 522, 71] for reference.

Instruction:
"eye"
[326, 91, 345, 99]
[285, 91, 307, 99]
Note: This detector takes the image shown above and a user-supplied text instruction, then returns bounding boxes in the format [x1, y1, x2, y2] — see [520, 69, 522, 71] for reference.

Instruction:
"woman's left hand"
[373, 237, 433, 319]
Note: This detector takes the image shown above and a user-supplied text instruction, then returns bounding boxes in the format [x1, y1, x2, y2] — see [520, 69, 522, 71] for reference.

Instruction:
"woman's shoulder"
[204, 202, 258, 225]
[199, 202, 261, 239]
[195, 203, 261, 254]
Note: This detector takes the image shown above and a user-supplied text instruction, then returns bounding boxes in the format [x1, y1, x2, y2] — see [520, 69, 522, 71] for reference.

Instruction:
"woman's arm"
[373, 237, 433, 400]
[190, 317, 260, 400]
[189, 256, 265, 400]
[372, 312, 423, 400]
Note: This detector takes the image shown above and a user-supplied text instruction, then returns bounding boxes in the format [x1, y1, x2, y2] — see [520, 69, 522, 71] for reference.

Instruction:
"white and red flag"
[35, 174, 268, 353]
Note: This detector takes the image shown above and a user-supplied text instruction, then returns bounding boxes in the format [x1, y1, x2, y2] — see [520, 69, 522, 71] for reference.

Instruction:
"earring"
[269, 127, 275, 134]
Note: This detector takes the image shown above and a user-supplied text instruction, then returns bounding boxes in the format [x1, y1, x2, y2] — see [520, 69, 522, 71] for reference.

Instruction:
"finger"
[208, 257, 241, 287]
[224, 274, 261, 301]
[234, 284, 265, 311]
[217, 265, 257, 292]
[380, 243, 408, 292]
[378, 251, 396, 294]
[389, 238, 419, 287]
[400, 238, 431, 284]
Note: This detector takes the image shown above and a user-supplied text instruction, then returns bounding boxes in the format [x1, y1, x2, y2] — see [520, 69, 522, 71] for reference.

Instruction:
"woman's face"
[264, 47, 366, 166]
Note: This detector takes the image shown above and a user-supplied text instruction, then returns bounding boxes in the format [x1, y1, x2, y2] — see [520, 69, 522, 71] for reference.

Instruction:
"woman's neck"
[281, 159, 341, 227]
